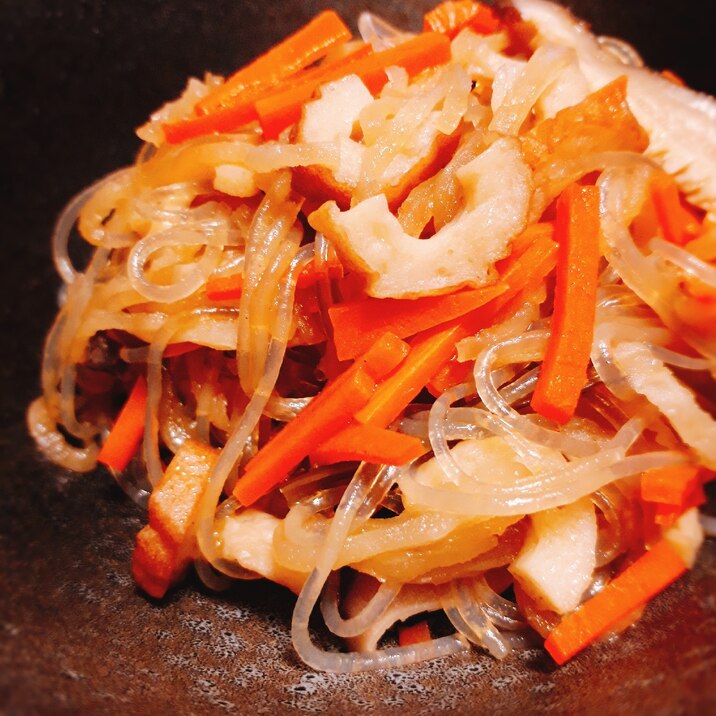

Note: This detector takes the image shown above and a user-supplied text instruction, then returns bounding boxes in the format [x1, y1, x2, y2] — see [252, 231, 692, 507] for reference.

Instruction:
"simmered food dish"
[29, 0, 716, 672]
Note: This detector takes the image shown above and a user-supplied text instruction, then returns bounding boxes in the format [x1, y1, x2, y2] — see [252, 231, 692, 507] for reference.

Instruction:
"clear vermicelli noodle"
[29, 0, 716, 672]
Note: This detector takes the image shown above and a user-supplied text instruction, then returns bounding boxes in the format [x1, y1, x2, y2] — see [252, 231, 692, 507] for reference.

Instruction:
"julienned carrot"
[425, 225, 557, 383]
[461, 227, 558, 334]
[97, 374, 148, 471]
[205, 255, 343, 302]
[257, 32, 451, 139]
[349, 331, 410, 380]
[367, 226, 558, 409]
[651, 482, 706, 526]
[661, 69, 685, 86]
[427, 357, 472, 397]
[426, 228, 558, 395]
[311, 423, 425, 466]
[424, 0, 475, 34]
[205, 273, 244, 301]
[196, 10, 352, 115]
[685, 232, 716, 262]
[426, 288, 541, 395]
[423, 1, 501, 38]
[544, 539, 687, 665]
[640, 465, 701, 506]
[650, 172, 702, 246]
[132, 440, 220, 598]
[329, 282, 507, 362]
[495, 222, 555, 279]
[356, 322, 464, 428]
[163, 97, 261, 144]
[234, 367, 375, 506]
[232, 332, 409, 506]
[164, 43, 372, 144]
[398, 620, 432, 646]
[370, 320, 470, 420]
[337, 271, 368, 302]
[531, 185, 601, 425]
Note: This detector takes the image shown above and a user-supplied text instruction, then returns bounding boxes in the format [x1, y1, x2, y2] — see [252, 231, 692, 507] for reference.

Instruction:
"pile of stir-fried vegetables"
[30, 0, 716, 672]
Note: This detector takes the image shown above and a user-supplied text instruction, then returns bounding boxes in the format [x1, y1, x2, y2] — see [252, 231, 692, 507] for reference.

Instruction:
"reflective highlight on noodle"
[29, 0, 716, 672]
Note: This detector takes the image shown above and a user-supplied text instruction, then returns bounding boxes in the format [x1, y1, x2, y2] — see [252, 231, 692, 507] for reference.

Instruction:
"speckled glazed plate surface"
[2, 1, 715, 713]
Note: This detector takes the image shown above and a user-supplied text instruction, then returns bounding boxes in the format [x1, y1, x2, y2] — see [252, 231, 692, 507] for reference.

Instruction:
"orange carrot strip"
[424, 0, 476, 34]
[205, 273, 244, 301]
[355, 331, 411, 380]
[495, 222, 555, 275]
[132, 440, 220, 598]
[256, 32, 451, 139]
[467, 3, 502, 34]
[685, 232, 716, 262]
[630, 185, 663, 247]
[163, 99, 260, 144]
[293, 285, 321, 317]
[423, 1, 500, 38]
[418, 224, 555, 357]
[233, 333, 409, 506]
[339, 32, 450, 96]
[427, 230, 559, 396]
[650, 172, 703, 246]
[164, 42, 372, 144]
[320, 328, 410, 383]
[337, 271, 368, 303]
[652, 505, 680, 528]
[311, 424, 425, 466]
[97, 375, 148, 471]
[415, 224, 557, 396]
[640, 465, 701, 506]
[531, 185, 601, 424]
[329, 282, 507, 362]
[454, 229, 558, 339]
[544, 539, 687, 665]
[426, 287, 546, 397]
[653, 481, 707, 526]
[661, 69, 685, 86]
[468, 226, 557, 320]
[427, 357, 473, 397]
[233, 366, 376, 506]
[335, 227, 556, 433]
[196, 10, 352, 115]
[398, 620, 432, 646]
[205, 255, 343, 302]
[356, 322, 464, 428]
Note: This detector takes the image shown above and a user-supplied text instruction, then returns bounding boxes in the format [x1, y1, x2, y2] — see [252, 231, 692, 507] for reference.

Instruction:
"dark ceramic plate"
[2, 1, 715, 713]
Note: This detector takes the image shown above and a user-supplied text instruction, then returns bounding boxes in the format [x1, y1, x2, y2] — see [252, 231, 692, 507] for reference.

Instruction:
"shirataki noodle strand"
[291, 462, 469, 672]
[195, 244, 312, 574]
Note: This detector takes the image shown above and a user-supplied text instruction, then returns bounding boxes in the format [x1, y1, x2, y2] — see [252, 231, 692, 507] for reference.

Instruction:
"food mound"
[29, 0, 716, 672]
